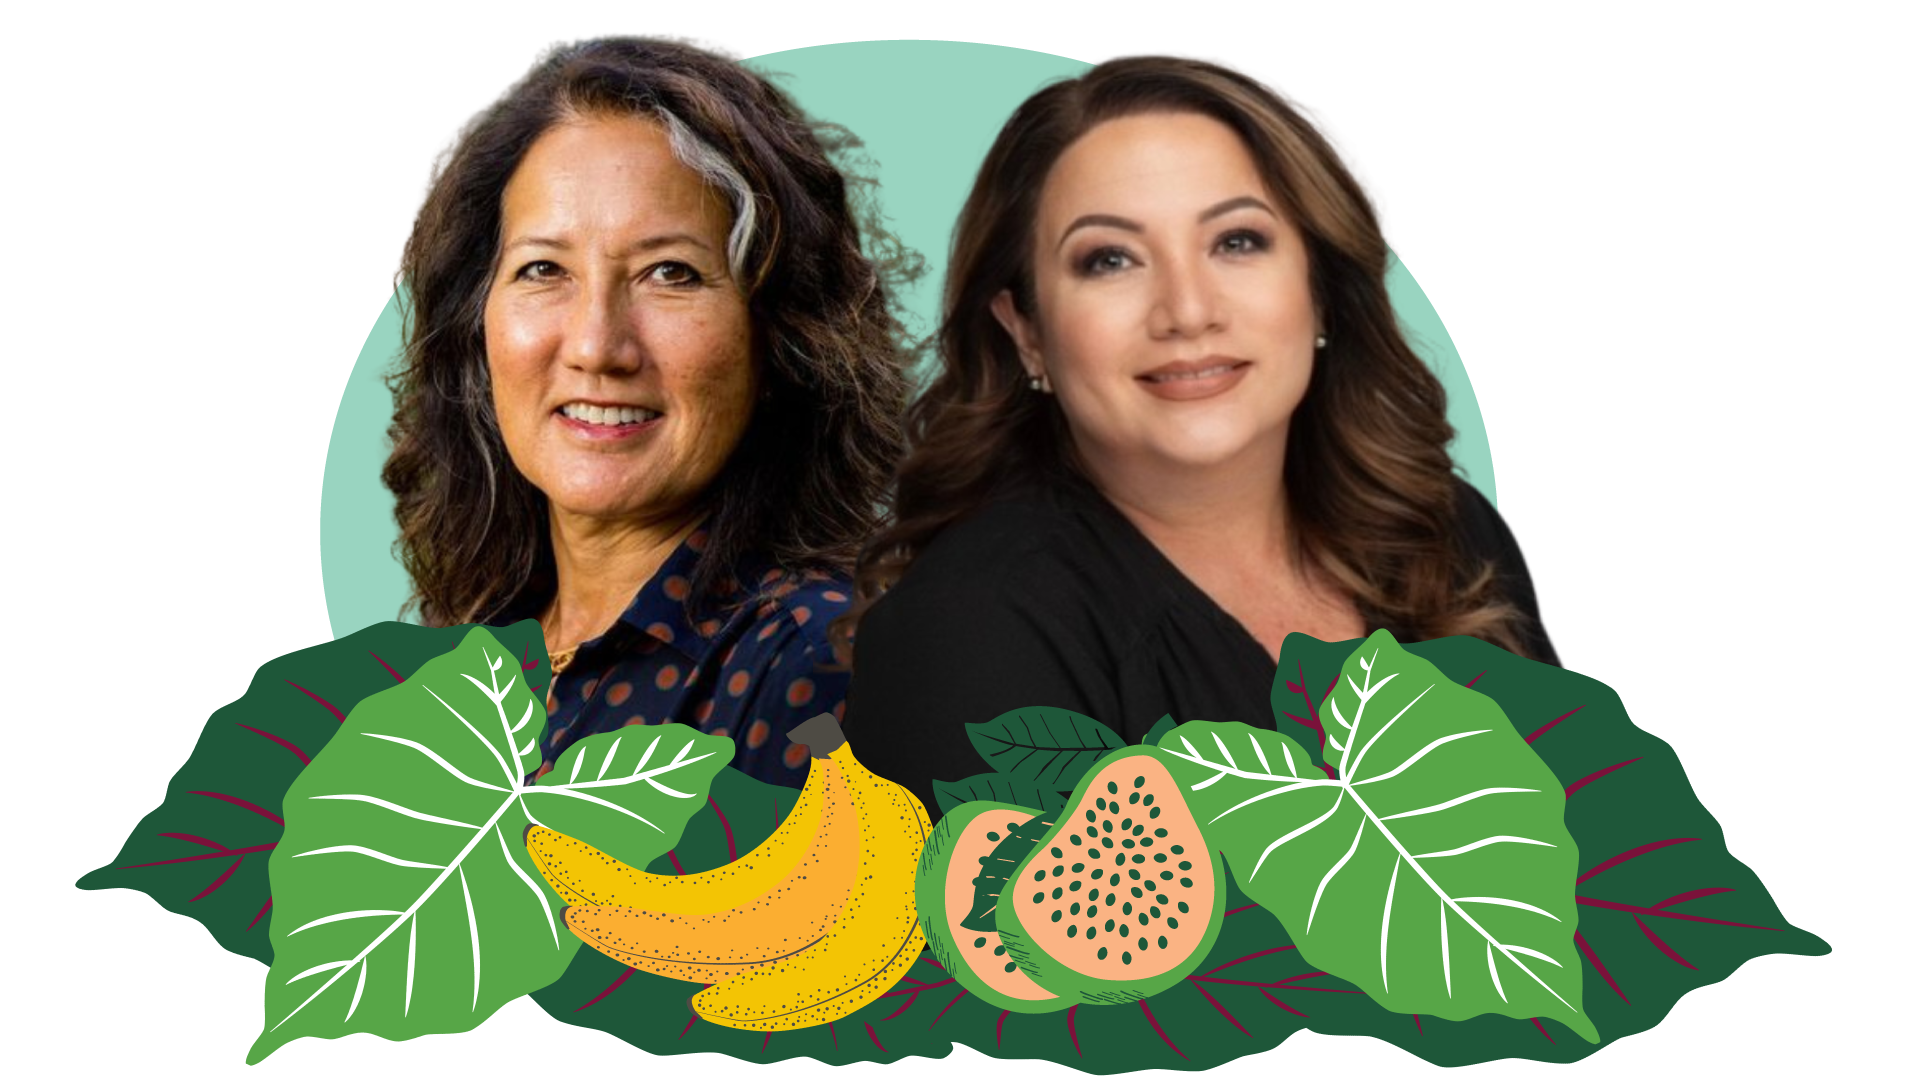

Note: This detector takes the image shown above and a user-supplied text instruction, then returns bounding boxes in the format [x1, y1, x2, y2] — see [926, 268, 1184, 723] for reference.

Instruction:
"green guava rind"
[997, 746, 1226, 1006]
[916, 799, 1071, 1014]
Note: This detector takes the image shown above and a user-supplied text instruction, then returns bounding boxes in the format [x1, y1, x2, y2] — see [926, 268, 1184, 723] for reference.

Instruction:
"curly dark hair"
[847, 56, 1531, 657]
[383, 37, 913, 626]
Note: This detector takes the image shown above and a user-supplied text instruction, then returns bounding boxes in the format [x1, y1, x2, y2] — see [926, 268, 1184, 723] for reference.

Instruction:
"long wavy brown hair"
[384, 37, 914, 626]
[848, 56, 1531, 657]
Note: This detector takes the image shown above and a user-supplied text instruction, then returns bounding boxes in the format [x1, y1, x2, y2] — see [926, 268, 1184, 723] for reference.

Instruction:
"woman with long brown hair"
[383, 38, 912, 786]
[842, 57, 1555, 815]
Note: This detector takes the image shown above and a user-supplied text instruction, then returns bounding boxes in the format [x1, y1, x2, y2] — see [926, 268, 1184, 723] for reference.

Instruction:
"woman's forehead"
[500, 115, 730, 245]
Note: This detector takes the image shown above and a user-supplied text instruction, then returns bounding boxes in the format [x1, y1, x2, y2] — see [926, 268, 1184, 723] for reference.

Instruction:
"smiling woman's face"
[484, 113, 756, 527]
[994, 110, 1318, 485]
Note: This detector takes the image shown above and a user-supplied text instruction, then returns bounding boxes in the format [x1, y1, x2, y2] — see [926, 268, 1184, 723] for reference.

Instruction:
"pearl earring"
[1314, 334, 1328, 350]
[1029, 373, 1052, 394]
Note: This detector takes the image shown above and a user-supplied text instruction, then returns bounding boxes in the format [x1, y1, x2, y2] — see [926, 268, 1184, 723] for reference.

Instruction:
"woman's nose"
[562, 288, 644, 374]
[1147, 256, 1225, 340]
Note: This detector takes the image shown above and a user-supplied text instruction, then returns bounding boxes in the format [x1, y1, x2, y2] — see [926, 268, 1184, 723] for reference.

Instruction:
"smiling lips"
[1136, 358, 1252, 401]
[555, 401, 664, 439]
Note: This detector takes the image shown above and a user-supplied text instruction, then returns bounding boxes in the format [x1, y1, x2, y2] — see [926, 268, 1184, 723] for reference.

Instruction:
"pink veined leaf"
[1463, 670, 1487, 689]
[1139, 999, 1186, 1059]
[1188, 982, 1252, 1036]
[284, 680, 346, 722]
[1577, 837, 1700, 884]
[863, 1021, 886, 1053]
[369, 651, 404, 683]
[995, 1009, 1009, 1048]
[1656, 887, 1736, 909]
[1065, 1005, 1080, 1055]
[1525, 704, 1584, 744]
[247, 897, 273, 932]
[574, 968, 635, 1012]
[929, 990, 967, 1029]
[1633, 916, 1699, 970]
[1531, 1018, 1555, 1043]
[1575, 930, 1629, 1004]
[189, 857, 244, 901]
[235, 724, 311, 766]
[1260, 989, 1307, 1019]
[189, 790, 284, 826]
[1565, 757, 1642, 798]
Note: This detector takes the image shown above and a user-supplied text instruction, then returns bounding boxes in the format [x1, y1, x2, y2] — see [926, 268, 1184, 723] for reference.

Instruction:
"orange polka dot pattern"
[530, 534, 852, 790]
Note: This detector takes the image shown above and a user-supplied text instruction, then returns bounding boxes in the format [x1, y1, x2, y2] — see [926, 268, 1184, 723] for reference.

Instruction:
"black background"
[7, 44, 1904, 1068]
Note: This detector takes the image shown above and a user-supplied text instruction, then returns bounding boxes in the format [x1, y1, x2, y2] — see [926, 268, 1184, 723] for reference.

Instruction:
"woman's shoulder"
[735, 565, 854, 657]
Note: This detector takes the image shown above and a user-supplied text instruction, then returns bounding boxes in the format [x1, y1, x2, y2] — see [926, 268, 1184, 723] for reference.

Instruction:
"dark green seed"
[1051, 910, 1062, 922]
[1071, 834, 1083, 846]
[994, 945, 1006, 955]
[1180, 878, 1193, 887]
[1102, 838, 1114, 849]
[1098, 947, 1108, 960]
[1032, 892, 1044, 903]
[1129, 792, 1140, 804]
[1179, 861, 1192, 871]
[1121, 817, 1133, 830]
[974, 937, 987, 948]
[1068, 925, 1078, 938]
[1160, 871, 1174, 880]
[1052, 866, 1064, 877]
[1144, 881, 1157, 892]
[1091, 868, 1104, 880]
[1005, 962, 1017, 973]
[1143, 793, 1154, 806]
[1086, 826, 1097, 838]
[1051, 847, 1063, 858]
[1123, 901, 1133, 915]
[1089, 927, 1098, 940]
[1155, 828, 1167, 838]
[1088, 888, 1099, 901]
[1150, 906, 1161, 918]
[1102, 820, 1113, 833]
[1132, 855, 1145, 863]
[1122, 839, 1135, 849]
[1104, 919, 1115, 931]
[1072, 862, 1086, 873]
[1177, 902, 1189, 913]
[1085, 810, 1095, 823]
[1138, 913, 1149, 926]
[1171, 844, 1184, 854]
[1129, 868, 1141, 880]
[1131, 887, 1143, 898]
[1114, 854, 1125, 866]
[1168, 917, 1180, 929]
[1141, 837, 1154, 847]
[1133, 825, 1144, 836]
[985, 832, 1000, 842]
[1107, 781, 1118, 794]
[1123, 952, 1133, 965]
[1070, 880, 1082, 891]
[1155, 854, 1168, 863]
[1052, 887, 1063, 899]
[1150, 807, 1161, 819]
[1105, 893, 1117, 906]
[1158, 936, 1168, 949]
[1071, 902, 1082, 915]
[1096, 797, 1107, 811]
[1034, 870, 1046, 882]
[1134, 775, 1145, 788]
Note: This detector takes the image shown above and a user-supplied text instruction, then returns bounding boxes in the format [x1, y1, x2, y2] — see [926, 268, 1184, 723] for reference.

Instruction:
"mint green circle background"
[318, 35, 1920, 638]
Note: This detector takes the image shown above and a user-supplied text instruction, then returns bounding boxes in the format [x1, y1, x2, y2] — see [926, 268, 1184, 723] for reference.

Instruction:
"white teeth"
[1146, 364, 1237, 383]
[560, 403, 659, 425]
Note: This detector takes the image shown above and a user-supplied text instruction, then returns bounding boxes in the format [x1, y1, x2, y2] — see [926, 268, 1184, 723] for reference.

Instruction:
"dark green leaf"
[932, 774, 1067, 817]
[1141, 714, 1177, 746]
[966, 707, 1123, 789]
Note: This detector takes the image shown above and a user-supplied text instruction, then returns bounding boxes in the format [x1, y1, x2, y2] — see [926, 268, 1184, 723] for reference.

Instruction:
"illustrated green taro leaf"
[250, 626, 728, 1063]
[966, 707, 1124, 790]
[1261, 632, 1829, 1065]
[1159, 629, 1596, 1041]
[932, 773, 1069, 817]
[77, 619, 549, 963]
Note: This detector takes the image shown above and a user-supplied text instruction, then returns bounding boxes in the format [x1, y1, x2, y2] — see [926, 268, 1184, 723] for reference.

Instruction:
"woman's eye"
[513, 260, 564, 282]
[1217, 229, 1271, 255]
[1078, 247, 1135, 277]
[650, 261, 704, 287]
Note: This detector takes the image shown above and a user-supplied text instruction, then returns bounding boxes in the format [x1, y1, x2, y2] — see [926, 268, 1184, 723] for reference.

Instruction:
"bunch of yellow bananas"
[525, 714, 931, 1032]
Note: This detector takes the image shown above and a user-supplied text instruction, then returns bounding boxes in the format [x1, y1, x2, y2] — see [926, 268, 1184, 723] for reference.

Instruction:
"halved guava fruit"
[915, 800, 1067, 1013]
[998, 746, 1225, 1005]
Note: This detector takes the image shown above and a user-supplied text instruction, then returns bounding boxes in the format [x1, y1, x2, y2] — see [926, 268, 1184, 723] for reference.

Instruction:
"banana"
[691, 715, 932, 1032]
[560, 759, 857, 983]
[526, 733, 830, 914]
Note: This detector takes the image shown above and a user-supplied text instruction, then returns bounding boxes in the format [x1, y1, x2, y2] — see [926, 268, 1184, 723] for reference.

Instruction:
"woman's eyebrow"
[1056, 197, 1275, 251]
[499, 233, 715, 255]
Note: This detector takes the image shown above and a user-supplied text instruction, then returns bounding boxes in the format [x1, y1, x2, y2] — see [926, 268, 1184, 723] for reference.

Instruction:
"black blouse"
[843, 473, 1557, 820]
